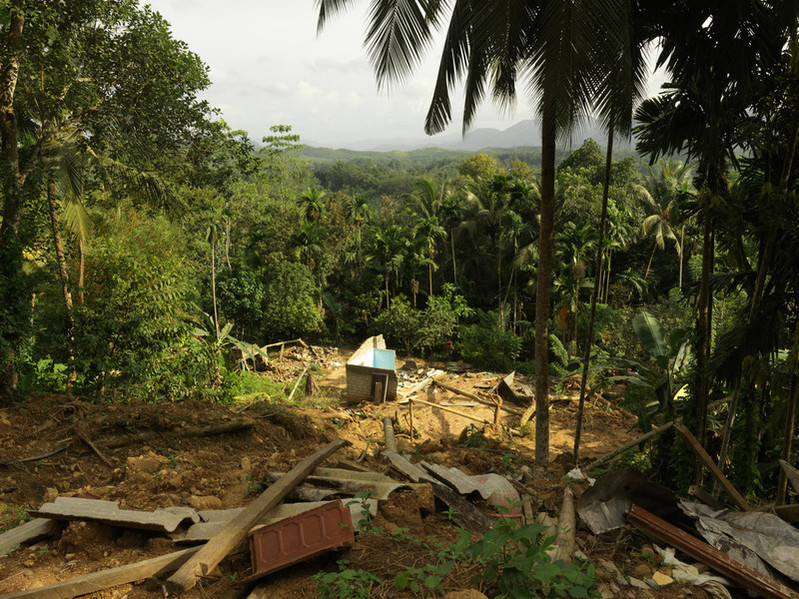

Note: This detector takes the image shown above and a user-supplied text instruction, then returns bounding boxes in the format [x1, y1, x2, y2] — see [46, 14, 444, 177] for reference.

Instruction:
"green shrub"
[261, 261, 323, 339]
[458, 310, 521, 371]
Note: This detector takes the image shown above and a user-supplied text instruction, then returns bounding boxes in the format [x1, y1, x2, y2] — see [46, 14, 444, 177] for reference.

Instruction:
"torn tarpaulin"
[679, 500, 799, 583]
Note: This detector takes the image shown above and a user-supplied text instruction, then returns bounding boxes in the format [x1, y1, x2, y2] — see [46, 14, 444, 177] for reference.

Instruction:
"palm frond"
[315, 0, 357, 33]
[365, 0, 439, 89]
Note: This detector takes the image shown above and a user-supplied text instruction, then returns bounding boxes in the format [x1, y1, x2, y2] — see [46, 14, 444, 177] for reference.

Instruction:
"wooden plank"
[779, 460, 799, 495]
[29, 497, 199, 533]
[1, 546, 201, 599]
[382, 450, 493, 535]
[674, 423, 751, 511]
[0, 518, 61, 555]
[164, 438, 348, 594]
[409, 397, 492, 425]
[433, 379, 523, 416]
[628, 504, 798, 599]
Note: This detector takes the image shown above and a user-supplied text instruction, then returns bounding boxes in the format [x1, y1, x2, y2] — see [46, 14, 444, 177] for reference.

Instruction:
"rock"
[628, 578, 649, 590]
[241, 456, 252, 473]
[43, 487, 59, 502]
[401, 359, 419, 371]
[126, 451, 166, 475]
[633, 564, 652, 579]
[189, 495, 222, 511]
[598, 583, 615, 599]
[652, 571, 674, 587]
[442, 591, 488, 599]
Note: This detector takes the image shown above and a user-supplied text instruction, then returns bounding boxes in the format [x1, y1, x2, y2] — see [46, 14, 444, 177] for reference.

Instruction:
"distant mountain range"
[305, 118, 632, 152]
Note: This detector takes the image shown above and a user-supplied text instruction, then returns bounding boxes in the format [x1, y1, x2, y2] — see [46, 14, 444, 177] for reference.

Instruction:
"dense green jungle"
[0, 0, 798, 508]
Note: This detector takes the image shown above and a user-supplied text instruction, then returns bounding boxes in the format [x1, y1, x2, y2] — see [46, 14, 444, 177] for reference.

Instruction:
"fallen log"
[628, 504, 798, 599]
[1, 546, 202, 599]
[550, 487, 576, 564]
[383, 416, 397, 452]
[164, 438, 348, 594]
[674, 423, 751, 511]
[433, 379, 524, 416]
[97, 421, 252, 450]
[1, 439, 73, 467]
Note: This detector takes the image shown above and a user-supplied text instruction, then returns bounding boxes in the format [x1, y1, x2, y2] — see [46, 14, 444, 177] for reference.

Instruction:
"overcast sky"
[146, 1, 664, 149]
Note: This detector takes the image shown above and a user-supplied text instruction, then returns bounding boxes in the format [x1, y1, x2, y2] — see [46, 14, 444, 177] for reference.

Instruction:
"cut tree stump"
[163, 438, 348, 595]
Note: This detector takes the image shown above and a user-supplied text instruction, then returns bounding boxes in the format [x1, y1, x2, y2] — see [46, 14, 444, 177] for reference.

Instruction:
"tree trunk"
[0, 7, 25, 400]
[210, 238, 221, 391]
[605, 248, 612, 303]
[777, 373, 798, 504]
[47, 179, 77, 391]
[496, 235, 503, 327]
[535, 103, 556, 464]
[385, 273, 390, 310]
[643, 240, 657, 280]
[78, 235, 85, 305]
[695, 214, 713, 457]
[678, 224, 685, 289]
[450, 228, 457, 285]
[428, 261, 433, 297]
[574, 123, 613, 464]
[0, 7, 23, 248]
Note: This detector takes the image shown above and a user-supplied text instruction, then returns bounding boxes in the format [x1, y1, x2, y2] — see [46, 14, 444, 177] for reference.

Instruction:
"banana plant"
[613, 311, 691, 430]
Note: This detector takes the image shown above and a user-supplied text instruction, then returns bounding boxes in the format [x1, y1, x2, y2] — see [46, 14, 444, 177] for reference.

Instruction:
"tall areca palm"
[317, 0, 631, 463]
[635, 0, 797, 448]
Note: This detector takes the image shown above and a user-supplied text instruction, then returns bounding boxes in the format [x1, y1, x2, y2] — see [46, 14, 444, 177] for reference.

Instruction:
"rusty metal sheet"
[244, 500, 354, 582]
[628, 504, 799, 599]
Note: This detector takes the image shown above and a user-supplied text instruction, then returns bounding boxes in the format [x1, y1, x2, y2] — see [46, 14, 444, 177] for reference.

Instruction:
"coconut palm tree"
[317, 0, 636, 463]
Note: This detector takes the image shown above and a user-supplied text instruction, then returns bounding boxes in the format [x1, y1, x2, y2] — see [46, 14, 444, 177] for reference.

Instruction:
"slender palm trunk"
[0, 8, 24, 400]
[428, 261, 433, 296]
[678, 225, 685, 289]
[210, 238, 221, 391]
[496, 234, 503, 326]
[534, 104, 556, 464]
[78, 235, 85, 305]
[777, 373, 799, 504]
[450, 228, 457, 285]
[643, 240, 657, 280]
[574, 124, 614, 463]
[695, 215, 713, 454]
[47, 179, 77, 391]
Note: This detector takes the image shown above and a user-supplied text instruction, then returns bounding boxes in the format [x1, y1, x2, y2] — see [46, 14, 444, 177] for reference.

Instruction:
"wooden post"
[674, 423, 751, 511]
[408, 400, 414, 441]
[164, 439, 348, 594]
